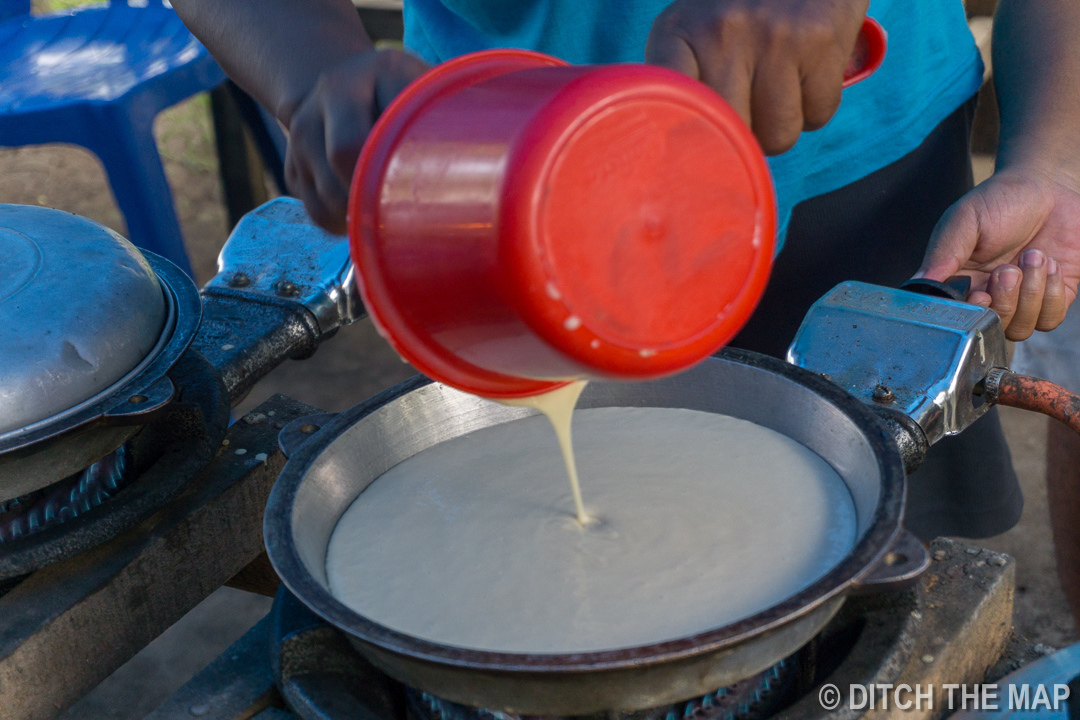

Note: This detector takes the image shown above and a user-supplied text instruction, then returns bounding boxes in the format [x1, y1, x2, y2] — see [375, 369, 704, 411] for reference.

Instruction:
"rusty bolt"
[228, 272, 251, 288]
[872, 384, 895, 404]
[275, 280, 300, 297]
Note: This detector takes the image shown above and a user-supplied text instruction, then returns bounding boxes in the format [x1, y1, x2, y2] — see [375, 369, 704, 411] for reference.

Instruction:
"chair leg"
[210, 83, 269, 230]
[227, 81, 287, 194]
[89, 107, 195, 277]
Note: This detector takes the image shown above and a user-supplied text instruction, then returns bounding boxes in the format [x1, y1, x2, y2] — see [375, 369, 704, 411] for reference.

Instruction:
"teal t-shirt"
[402, 0, 983, 249]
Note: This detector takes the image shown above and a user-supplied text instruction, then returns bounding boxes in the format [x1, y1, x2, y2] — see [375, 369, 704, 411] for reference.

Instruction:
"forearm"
[170, 0, 371, 125]
[993, 0, 1080, 183]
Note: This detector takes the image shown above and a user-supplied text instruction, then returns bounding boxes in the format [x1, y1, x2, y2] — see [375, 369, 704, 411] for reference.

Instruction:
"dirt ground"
[0, 97, 1075, 717]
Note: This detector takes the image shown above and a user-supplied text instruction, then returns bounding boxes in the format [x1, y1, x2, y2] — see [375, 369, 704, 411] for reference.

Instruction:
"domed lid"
[0, 205, 167, 435]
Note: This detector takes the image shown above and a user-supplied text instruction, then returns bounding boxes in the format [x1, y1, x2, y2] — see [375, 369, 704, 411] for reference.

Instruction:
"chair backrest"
[0, 0, 31, 23]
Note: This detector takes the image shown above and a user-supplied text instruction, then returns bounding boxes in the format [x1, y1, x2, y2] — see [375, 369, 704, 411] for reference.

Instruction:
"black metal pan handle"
[850, 529, 930, 594]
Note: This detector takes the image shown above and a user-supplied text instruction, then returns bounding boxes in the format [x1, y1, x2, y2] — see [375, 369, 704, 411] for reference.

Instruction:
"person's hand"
[916, 167, 1080, 340]
[285, 49, 430, 234]
[645, 0, 868, 155]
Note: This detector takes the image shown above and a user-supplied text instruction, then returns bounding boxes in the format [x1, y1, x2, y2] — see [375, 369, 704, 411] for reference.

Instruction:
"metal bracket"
[788, 281, 1008, 447]
[278, 413, 338, 458]
[102, 376, 176, 423]
[849, 530, 931, 594]
[203, 197, 365, 334]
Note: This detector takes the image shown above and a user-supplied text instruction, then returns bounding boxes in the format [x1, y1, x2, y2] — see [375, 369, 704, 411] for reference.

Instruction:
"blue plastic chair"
[0, 0, 29, 23]
[0, 0, 227, 276]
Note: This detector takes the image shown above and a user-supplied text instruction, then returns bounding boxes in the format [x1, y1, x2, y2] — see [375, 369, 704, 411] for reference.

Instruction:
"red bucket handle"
[843, 17, 887, 87]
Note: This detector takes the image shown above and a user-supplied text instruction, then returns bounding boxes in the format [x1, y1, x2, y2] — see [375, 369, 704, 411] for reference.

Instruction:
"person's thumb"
[914, 197, 979, 282]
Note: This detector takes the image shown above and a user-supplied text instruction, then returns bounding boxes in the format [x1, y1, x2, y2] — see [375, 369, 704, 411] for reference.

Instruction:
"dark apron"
[729, 94, 1023, 540]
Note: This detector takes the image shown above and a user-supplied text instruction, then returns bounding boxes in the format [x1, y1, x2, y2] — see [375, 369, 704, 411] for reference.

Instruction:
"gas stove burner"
[0, 350, 230, 583]
[269, 587, 824, 720]
[406, 659, 796, 720]
[0, 445, 132, 543]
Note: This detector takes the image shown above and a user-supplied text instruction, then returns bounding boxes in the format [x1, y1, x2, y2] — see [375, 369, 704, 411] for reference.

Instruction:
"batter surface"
[325, 407, 857, 654]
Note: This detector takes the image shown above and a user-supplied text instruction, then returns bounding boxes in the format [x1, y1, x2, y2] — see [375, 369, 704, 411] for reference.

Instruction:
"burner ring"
[0, 445, 132, 543]
[270, 588, 829, 720]
[0, 350, 229, 582]
[405, 657, 799, 720]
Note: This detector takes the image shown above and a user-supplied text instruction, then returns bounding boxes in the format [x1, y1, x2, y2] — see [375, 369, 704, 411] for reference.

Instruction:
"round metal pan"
[264, 349, 927, 714]
[0, 251, 202, 501]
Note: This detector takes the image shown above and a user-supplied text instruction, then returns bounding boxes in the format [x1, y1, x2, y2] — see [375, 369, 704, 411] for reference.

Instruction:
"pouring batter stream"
[497, 381, 591, 525]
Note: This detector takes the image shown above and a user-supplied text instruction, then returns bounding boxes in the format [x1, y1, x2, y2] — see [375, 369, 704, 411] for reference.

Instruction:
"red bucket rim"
[348, 49, 575, 399]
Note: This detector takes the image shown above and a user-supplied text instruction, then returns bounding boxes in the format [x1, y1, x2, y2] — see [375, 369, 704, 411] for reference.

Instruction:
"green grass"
[32, 0, 105, 12]
[156, 93, 217, 173]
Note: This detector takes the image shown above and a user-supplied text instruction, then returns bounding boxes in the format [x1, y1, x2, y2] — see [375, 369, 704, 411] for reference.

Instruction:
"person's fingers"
[284, 108, 320, 217]
[321, 51, 431, 194]
[796, 20, 847, 131]
[294, 175, 342, 236]
[308, 145, 350, 235]
[286, 103, 349, 234]
[645, 16, 702, 79]
[799, 50, 844, 131]
[986, 264, 1022, 332]
[288, 143, 341, 235]
[749, 58, 803, 155]
[316, 52, 379, 188]
[324, 115, 371, 191]
[706, 57, 753, 127]
[647, 9, 756, 126]
[968, 289, 993, 308]
[645, 10, 697, 68]
[374, 50, 431, 111]
[1036, 256, 1069, 332]
[654, 36, 754, 126]
[916, 197, 980, 282]
[1006, 249, 1049, 340]
[284, 150, 312, 212]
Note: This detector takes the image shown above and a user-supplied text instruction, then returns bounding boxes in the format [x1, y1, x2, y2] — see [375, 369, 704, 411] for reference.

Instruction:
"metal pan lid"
[0, 205, 167, 435]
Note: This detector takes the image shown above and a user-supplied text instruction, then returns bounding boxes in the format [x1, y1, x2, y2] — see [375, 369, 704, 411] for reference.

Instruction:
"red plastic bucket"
[348, 49, 776, 398]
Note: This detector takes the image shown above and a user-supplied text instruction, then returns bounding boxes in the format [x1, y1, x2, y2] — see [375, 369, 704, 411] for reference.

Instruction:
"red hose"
[986, 370, 1080, 435]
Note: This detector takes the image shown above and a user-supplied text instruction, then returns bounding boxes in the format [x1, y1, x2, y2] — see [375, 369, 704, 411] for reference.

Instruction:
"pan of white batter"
[264, 348, 927, 714]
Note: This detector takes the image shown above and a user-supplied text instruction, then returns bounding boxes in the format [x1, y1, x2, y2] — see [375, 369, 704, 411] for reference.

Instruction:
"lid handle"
[850, 529, 930, 594]
[277, 413, 338, 458]
[102, 376, 176, 423]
